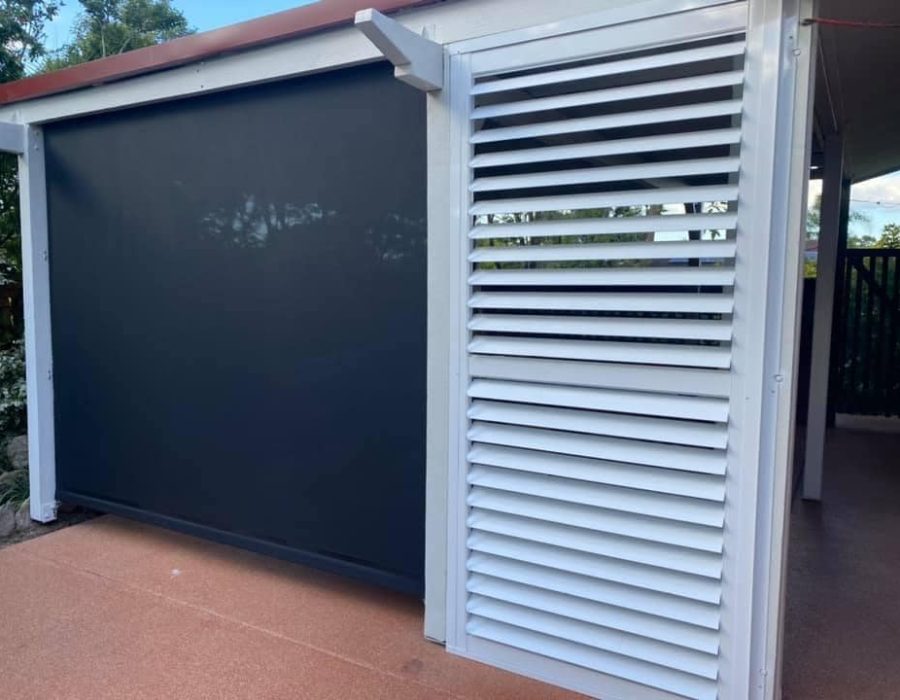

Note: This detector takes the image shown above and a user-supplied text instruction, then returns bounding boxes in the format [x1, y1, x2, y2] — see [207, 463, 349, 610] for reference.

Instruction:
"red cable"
[802, 17, 900, 29]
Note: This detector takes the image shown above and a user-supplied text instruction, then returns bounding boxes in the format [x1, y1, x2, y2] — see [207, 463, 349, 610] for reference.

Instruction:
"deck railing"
[834, 248, 900, 416]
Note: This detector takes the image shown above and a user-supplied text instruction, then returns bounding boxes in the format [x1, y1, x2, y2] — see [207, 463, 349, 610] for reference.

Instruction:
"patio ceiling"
[814, 1, 900, 182]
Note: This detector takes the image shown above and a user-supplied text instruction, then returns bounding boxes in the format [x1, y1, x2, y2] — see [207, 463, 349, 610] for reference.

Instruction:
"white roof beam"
[0, 121, 26, 154]
[355, 8, 443, 92]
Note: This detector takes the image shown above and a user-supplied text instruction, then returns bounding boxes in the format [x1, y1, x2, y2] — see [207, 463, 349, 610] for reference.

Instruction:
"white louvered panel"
[469, 352, 729, 397]
[470, 70, 744, 119]
[470, 183, 737, 214]
[472, 156, 739, 192]
[454, 15, 748, 699]
[469, 422, 726, 475]
[470, 107, 743, 147]
[470, 596, 718, 681]
[468, 510, 722, 579]
[467, 554, 721, 629]
[467, 619, 717, 700]
[469, 336, 732, 369]
[467, 487, 723, 551]
[469, 266, 736, 287]
[470, 133, 741, 171]
[468, 400, 728, 448]
[471, 41, 746, 95]
[468, 444, 726, 502]
[469, 239, 736, 263]
[467, 575, 719, 653]
[467, 380, 730, 422]
[469, 356, 731, 398]
[468, 532, 723, 604]
[468, 314, 732, 341]
[468, 466, 724, 529]
[469, 291, 735, 313]
[469, 212, 737, 239]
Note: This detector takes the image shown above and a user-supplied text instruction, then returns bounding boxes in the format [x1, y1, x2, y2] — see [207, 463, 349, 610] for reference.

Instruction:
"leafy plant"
[0, 468, 27, 506]
[0, 339, 26, 436]
[877, 223, 900, 249]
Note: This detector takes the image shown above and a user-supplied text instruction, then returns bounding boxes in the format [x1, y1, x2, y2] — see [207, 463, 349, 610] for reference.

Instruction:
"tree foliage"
[849, 234, 878, 248]
[0, 1, 59, 291]
[877, 222, 900, 249]
[806, 193, 870, 241]
[0, 0, 58, 82]
[43, 0, 192, 70]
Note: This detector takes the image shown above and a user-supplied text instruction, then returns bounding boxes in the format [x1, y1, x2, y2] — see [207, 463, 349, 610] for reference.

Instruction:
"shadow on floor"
[783, 427, 900, 699]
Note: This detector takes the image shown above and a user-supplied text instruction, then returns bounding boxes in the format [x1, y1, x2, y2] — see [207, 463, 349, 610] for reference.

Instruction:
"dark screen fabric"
[45, 63, 426, 592]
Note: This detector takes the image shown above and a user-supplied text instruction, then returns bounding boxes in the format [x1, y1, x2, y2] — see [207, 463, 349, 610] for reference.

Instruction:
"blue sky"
[809, 171, 900, 240]
[43, 1, 318, 55]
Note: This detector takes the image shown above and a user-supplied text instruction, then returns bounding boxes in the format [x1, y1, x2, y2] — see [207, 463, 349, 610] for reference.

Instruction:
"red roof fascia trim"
[0, 0, 438, 106]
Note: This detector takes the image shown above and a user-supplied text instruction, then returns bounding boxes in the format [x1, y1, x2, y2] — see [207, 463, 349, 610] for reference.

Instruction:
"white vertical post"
[18, 125, 56, 522]
[803, 133, 845, 501]
[424, 67, 451, 642]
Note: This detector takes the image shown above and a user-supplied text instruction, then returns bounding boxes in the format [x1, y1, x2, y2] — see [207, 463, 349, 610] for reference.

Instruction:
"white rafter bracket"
[355, 8, 443, 92]
[0, 121, 26, 155]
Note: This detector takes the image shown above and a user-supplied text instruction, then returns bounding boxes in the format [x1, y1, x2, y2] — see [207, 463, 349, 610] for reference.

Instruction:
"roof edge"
[0, 0, 439, 107]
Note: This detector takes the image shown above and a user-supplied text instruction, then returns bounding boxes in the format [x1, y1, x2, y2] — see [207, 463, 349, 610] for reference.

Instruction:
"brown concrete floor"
[0, 515, 580, 700]
[783, 427, 900, 699]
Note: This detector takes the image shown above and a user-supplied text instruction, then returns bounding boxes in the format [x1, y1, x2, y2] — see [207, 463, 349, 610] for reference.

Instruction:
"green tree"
[0, 0, 59, 82]
[43, 0, 192, 70]
[849, 234, 878, 248]
[806, 193, 871, 240]
[0, 1, 59, 494]
[0, 1, 59, 289]
[876, 222, 900, 249]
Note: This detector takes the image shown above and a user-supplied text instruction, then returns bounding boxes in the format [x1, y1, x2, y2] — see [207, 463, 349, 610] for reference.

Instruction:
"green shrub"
[0, 468, 27, 506]
[0, 340, 26, 437]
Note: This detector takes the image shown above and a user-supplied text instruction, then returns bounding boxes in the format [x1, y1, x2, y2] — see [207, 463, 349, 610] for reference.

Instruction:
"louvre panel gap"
[456, 21, 748, 699]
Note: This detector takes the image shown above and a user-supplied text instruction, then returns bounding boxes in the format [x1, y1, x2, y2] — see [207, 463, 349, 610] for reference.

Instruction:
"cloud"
[852, 172, 900, 205]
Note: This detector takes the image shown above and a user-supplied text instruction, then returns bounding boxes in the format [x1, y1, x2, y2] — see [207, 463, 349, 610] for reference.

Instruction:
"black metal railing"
[834, 249, 900, 416]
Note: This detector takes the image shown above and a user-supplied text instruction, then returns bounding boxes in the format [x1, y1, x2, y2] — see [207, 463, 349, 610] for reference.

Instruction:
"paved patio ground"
[783, 427, 900, 699]
[0, 515, 579, 699]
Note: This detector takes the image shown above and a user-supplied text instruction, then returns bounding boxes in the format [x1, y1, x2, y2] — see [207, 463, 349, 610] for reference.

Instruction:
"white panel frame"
[752, 1, 817, 697]
[727, 0, 815, 698]
[442, 3, 764, 698]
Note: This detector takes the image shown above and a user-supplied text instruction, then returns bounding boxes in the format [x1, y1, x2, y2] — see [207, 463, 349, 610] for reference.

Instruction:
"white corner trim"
[18, 125, 57, 523]
[0, 121, 26, 154]
[355, 8, 443, 91]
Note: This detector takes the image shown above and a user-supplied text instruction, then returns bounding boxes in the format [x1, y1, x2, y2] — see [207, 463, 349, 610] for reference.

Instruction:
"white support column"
[423, 69, 451, 643]
[803, 133, 845, 501]
[18, 125, 56, 522]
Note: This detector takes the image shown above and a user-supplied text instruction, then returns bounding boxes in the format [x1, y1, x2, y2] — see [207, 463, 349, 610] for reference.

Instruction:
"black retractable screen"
[45, 63, 426, 593]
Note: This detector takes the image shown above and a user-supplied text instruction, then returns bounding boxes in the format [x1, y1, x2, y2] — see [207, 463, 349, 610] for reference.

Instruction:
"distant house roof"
[0, 0, 437, 106]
